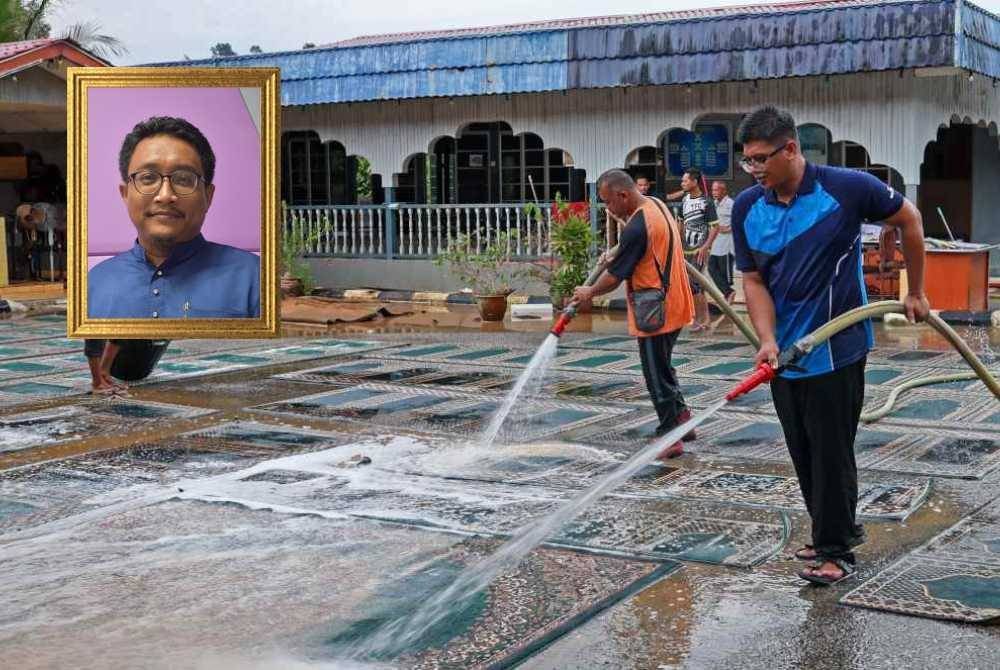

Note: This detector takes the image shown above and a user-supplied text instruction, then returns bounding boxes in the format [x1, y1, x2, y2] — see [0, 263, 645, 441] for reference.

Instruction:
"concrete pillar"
[384, 186, 397, 261]
[588, 182, 600, 254]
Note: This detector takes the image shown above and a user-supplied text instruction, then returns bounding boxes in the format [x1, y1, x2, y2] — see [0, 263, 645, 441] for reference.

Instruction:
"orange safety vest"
[625, 198, 695, 338]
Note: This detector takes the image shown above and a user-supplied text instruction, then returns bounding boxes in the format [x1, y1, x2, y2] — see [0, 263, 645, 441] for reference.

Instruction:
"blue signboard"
[665, 124, 731, 177]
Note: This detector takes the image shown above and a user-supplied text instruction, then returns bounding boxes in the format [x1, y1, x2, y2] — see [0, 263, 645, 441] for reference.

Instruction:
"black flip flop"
[799, 558, 856, 586]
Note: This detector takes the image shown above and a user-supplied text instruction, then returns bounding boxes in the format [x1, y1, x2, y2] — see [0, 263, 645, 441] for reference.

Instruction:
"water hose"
[684, 260, 760, 349]
[787, 300, 1000, 418]
[859, 371, 985, 422]
[685, 262, 998, 419]
[550, 244, 619, 337]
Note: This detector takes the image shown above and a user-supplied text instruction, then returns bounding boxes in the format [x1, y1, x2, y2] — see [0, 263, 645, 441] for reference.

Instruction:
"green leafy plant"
[435, 231, 525, 296]
[281, 206, 321, 294]
[529, 194, 595, 305]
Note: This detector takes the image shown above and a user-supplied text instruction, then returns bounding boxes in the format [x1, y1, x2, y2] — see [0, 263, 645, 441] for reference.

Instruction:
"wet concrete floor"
[1, 303, 998, 669]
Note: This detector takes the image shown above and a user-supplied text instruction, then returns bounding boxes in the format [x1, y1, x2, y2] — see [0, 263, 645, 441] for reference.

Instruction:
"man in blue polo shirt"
[88, 116, 260, 319]
[85, 116, 260, 393]
[732, 106, 929, 585]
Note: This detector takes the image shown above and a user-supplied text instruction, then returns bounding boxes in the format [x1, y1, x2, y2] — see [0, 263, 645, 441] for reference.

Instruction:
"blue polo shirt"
[732, 163, 903, 379]
[88, 234, 260, 319]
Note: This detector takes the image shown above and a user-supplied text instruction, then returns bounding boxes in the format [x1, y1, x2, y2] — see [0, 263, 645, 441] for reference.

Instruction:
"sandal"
[794, 545, 817, 560]
[798, 558, 856, 586]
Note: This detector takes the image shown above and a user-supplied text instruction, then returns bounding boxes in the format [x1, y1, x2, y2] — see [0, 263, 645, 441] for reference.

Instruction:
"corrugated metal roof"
[0, 37, 110, 77]
[325, 0, 906, 48]
[0, 38, 56, 60]
[152, 0, 1000, 106]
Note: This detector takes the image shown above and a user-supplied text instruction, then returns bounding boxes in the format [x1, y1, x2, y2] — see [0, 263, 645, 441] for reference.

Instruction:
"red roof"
[326, 0, 895, 48]
[0, 38, 109, 76]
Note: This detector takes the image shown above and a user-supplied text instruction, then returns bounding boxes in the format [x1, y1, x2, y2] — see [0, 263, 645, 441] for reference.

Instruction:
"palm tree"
[60, 20, 127, 59]
[1, 1, 128, 60]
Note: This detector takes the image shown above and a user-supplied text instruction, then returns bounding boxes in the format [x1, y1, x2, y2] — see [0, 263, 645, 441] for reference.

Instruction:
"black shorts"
[708, 254, 735, 297]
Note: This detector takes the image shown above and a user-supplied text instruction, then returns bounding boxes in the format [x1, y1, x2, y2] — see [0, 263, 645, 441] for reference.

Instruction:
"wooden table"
[923, 248, 991, 311]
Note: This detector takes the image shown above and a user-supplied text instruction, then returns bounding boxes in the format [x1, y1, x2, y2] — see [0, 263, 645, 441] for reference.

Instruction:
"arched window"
[400, 122, 583, 204]
[281, 131, 375, 206]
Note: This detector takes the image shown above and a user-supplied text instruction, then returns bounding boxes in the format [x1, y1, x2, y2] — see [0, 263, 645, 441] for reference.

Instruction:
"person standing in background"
[702, 180, 736, 304]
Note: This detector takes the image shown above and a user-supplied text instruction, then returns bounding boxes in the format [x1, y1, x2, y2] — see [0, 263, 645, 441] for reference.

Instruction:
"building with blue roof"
[153, 0, 1000, 285]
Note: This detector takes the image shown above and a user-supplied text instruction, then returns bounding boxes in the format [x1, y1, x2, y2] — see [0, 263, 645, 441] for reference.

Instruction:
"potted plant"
[527, 195, 596, 310]
[435, 231, 524, 321]
[280, 206, 320, 298]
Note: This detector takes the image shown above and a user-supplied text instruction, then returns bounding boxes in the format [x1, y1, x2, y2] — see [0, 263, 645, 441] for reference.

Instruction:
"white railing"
[283, 203, 562, 259]
[284, 205, 386, 257]
[394, 203, 554, 258]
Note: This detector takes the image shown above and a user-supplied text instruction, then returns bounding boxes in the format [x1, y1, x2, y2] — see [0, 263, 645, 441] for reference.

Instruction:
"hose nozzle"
[550, 303, 578, 337]
[725, 362, 777, 401]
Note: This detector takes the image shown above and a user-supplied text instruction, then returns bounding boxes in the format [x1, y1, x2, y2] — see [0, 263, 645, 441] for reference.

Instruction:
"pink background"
[87, 87, 261, 264]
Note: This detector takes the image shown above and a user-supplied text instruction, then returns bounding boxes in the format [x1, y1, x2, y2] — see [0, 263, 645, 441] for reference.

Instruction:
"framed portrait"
[66, 67, 280, 339]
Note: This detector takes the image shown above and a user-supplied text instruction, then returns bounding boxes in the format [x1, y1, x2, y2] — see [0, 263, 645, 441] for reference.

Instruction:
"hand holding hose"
[903, 293, 930, 323]
[754, 339, 779, 368]
[571, 285, 594, 306]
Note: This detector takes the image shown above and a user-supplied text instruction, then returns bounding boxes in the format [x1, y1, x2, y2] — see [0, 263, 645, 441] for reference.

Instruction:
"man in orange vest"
[573, 170, 696, 459]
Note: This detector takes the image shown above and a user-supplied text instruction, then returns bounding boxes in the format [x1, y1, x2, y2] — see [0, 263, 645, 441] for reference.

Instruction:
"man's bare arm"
[742, 270, 779, 365]
[881, 199, 930, 322]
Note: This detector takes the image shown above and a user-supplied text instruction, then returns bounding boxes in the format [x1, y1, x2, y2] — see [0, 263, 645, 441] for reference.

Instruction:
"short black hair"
[597, 169, 636, 193]
[635, 173, 650, 181]
[737, 105, 798, 145]
[118, 116, 216, 185]
[683, 167, 702, 182]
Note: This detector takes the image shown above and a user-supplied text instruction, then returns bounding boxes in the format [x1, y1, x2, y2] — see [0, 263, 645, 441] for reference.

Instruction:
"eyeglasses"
[129, 169, 203, 196]
[739, 143, 788, 173]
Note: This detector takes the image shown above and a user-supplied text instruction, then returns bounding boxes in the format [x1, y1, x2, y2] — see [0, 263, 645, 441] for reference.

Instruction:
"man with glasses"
[85, 116, 260, 393]
[732, 106, 929, 586]
[87, 116, 260, 319]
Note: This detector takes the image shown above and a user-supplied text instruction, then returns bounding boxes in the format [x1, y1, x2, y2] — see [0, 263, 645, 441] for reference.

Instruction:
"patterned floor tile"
[0, 398, 216, 455]
[250, 383, 632, 443]
[626, 468, 929, 521]
[697, 414, 1000, 479]
[555, 497, 789, 567]
[0, 379, 82, 408]
[181, 461, 787, 568]
[841, 509, 1000, 622]
[0, 499, 679, 670]
[180, 420, 356, 450]
[275, 359, 517, 392]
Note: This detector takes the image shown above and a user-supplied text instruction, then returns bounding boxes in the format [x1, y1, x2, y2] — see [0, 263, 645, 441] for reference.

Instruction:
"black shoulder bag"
[629, 198, 676, 333]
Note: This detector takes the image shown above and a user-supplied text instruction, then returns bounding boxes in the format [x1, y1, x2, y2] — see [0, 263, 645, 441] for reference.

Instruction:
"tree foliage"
[210, 42, 236, 57]
[1, 2, 128, 60]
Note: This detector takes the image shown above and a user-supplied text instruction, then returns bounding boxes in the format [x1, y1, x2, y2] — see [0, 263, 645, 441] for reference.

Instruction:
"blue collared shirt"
[88, 234, 260, 319]
[732, 163, 903, 379]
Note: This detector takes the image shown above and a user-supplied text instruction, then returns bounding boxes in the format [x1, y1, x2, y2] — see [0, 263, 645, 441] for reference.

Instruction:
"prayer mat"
[842, 508, 1000, 623]
[0, 499, 679, 669]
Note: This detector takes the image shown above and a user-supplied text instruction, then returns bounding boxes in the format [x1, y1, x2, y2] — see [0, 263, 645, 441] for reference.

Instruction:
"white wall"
[283, 70, 1000, 187]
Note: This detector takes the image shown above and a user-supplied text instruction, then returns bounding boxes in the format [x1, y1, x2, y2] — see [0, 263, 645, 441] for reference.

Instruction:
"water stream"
[346, 398, 729, 660]
[478, 333, 559, 448]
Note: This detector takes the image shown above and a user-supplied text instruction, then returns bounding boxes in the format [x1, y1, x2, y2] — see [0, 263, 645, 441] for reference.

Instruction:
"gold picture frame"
[66, 67, 280, 339]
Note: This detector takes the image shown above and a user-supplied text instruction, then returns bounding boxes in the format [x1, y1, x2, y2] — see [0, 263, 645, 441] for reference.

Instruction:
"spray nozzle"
[724, 342, 809, 401]
[550, 302, 578, 337]
[725, 362, 777, 401]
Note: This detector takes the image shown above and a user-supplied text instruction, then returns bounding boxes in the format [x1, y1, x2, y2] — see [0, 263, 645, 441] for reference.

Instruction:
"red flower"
[551, 201, 590, 224]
